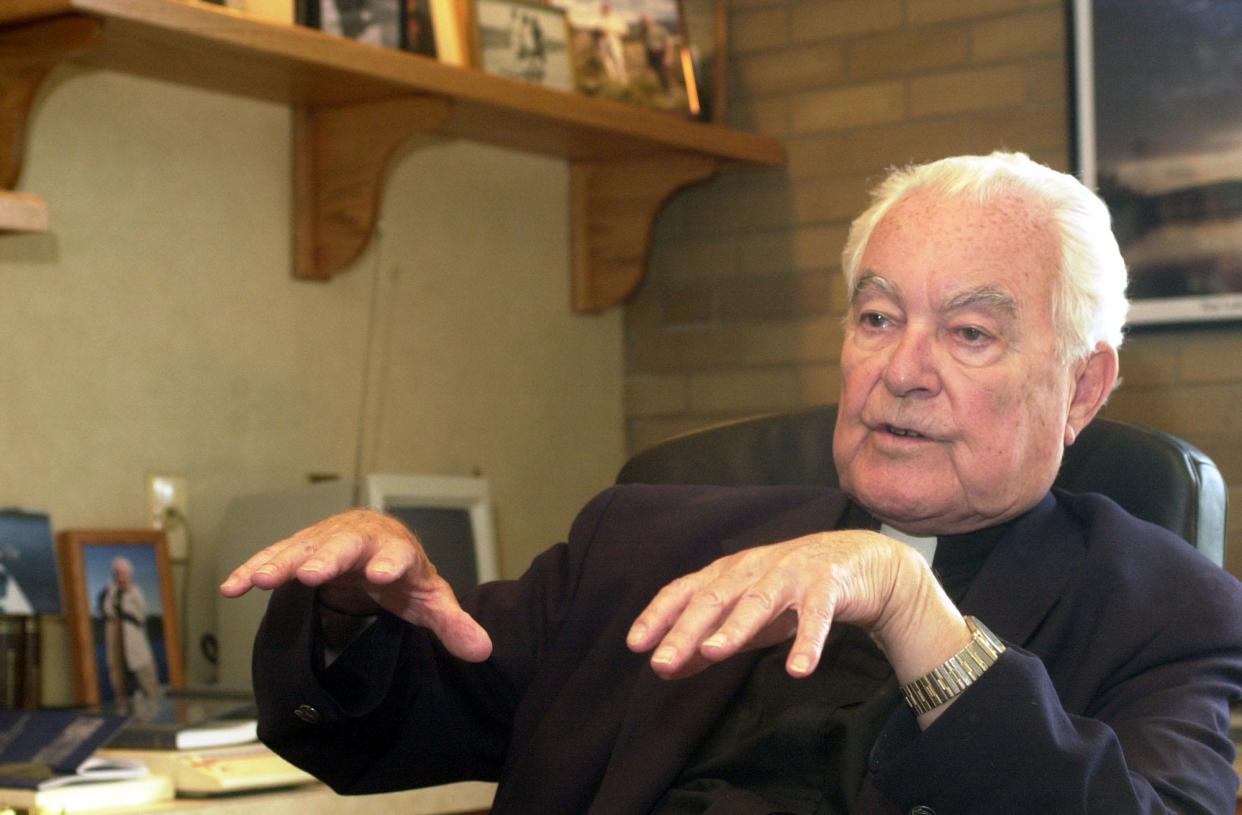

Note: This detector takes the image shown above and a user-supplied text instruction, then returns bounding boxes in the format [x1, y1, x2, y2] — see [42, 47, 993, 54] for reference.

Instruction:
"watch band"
[900, 615, 1006, 716]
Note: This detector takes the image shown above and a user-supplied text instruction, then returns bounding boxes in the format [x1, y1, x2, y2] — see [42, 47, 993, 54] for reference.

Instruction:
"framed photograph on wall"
[299, 0, 406, 49]
[473, 0, 575, 91]
[57, 529, 183, 713]
[1072, 0, 1242, 326]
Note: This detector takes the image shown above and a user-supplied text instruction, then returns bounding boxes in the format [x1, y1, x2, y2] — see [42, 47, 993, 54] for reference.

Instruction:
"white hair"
[841, 152, 1129, 362]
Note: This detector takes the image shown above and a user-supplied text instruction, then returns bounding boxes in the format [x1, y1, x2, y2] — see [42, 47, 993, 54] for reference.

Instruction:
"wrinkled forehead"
[856, 190, 1060, 316]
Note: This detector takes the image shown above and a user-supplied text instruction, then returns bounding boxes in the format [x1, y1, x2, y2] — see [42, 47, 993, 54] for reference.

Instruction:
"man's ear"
[1064, 342, 1120, 446]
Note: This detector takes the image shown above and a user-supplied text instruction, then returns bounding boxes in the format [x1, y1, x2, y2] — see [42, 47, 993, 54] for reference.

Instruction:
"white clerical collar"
[880, 523, 937, 565]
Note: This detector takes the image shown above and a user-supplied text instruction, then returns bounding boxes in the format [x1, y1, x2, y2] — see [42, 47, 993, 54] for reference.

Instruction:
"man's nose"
[881, 327, 942, 396]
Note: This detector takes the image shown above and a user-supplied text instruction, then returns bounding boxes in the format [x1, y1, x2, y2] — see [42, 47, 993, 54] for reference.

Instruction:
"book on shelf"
[0, 709, 145, 790]
[0, 773, 174, 813]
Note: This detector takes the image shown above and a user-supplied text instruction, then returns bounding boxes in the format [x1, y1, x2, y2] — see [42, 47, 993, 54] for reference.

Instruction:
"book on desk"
[0, 708, 175, 813]
[98, 742, 315, 796]
[0, 773, 174, 813]
[1, 691, 312, 808]
[101, 692, 260, 751]
[95, 691, 316, 795]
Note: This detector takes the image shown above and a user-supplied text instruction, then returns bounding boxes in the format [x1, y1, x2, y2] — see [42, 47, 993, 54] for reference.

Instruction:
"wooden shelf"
[0, 0, 785, 311]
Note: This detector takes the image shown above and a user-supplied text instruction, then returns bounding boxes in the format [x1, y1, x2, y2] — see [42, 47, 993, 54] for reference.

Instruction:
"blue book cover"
[0, 709, 135, 789]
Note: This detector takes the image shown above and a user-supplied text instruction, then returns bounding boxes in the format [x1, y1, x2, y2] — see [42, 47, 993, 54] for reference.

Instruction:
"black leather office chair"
[617, 404, 1228, 567]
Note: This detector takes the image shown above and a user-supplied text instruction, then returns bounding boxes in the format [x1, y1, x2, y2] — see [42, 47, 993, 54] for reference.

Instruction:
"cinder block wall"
[626, 0, 1242, 574]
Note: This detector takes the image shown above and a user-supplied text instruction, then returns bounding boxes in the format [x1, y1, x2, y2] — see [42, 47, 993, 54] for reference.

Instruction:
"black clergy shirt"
[650, 501, 1016, 815]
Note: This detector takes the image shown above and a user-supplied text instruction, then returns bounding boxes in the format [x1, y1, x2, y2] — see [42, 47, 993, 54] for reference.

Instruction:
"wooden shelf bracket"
[0, 14, 101, 232]
[570, 155, 719, 313]
[292, 95, 453, 280]
[0, 2, 784, 307]
[1, 15, 101, 189]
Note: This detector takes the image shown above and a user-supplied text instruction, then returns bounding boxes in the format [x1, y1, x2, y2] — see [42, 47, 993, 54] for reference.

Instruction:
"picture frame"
[547, 0, 698, 115]
[299, 0, 407, 50]
[679, 0, 725, 122]
[472, 0, 576, 92]
[0, 510, 61, 616]
[1071, 0, 1242, 326]
[404, 0, 438, 57]
[57, 529, 183, 711]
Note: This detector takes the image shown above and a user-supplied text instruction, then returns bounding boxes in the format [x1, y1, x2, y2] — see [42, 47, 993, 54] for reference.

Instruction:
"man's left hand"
[625, 530, 971, 699]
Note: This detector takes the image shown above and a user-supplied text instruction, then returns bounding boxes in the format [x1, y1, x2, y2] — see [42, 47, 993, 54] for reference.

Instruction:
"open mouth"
[883, 424, 925, 439]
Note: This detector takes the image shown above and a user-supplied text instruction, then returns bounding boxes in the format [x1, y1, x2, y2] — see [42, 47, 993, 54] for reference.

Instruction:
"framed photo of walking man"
[58, 529, 183, 712]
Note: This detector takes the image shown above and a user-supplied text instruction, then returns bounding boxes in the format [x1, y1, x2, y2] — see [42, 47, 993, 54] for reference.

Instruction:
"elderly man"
[222, 153, 1242, 814]
[99, 555, 161, 716]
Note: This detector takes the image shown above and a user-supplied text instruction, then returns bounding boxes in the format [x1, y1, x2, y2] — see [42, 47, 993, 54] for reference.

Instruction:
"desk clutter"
[0, 693, 314, 813]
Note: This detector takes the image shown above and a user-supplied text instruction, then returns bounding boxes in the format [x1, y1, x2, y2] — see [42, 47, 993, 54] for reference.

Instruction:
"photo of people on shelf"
[558, 0, 693, 113]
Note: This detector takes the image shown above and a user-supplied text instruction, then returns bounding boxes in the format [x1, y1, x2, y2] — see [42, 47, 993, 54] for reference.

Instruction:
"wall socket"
[147, 473, 189, 561]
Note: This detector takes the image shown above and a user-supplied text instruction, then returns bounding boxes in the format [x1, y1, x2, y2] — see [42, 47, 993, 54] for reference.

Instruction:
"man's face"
[834, 191, 1084, 534]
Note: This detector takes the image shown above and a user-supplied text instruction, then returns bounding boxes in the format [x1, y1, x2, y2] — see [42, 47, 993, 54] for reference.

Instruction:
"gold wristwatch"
[900, 615, 1006, 716]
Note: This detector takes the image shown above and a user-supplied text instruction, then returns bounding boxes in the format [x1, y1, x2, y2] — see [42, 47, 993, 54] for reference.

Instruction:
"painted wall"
[1, 67, 625, 702]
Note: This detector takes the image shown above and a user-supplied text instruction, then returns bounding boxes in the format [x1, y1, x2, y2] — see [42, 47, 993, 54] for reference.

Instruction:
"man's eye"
[957, 326, 991, 343]
[860, 312, 891, 329]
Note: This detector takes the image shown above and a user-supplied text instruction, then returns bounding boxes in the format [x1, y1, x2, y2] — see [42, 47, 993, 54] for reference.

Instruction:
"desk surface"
[148, 781, 495, 815]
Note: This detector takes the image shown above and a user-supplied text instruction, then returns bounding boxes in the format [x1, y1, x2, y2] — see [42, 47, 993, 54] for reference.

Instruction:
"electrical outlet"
[147, 474, 189, 561]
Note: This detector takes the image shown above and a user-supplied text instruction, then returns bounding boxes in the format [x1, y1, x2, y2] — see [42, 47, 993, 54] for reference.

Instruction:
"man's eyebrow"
[851, 272, 901, 308]
[942, 285, 1018, 318]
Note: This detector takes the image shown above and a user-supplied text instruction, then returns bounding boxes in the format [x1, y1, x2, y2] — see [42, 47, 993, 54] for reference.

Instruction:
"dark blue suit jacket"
[254, 484, 1242, 813]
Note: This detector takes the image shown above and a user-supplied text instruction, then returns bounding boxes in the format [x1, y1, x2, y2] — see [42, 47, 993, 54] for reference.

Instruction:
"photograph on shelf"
[473, 0, 575, 91]
[404, 0, 438, 56]
[57, 529, 184, 714]
[680, 0, 724, 122]
[0, 510, 61, 616]
[208, 0, 297, 23]
[548, 0, 698, 115]
[299, 0, 406, 49]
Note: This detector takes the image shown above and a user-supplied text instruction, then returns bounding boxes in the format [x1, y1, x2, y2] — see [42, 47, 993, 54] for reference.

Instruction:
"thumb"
[434, 606, 494, 662]
[385, 576, 493, 662]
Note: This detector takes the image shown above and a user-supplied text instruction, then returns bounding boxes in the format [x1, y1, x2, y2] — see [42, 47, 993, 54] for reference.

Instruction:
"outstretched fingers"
[784, 579, 838, 677]
[219, 540, 306, 596]
[627, 533, 878, 681]
[385, 571, 493, 663]
[698, 571, 799, 662]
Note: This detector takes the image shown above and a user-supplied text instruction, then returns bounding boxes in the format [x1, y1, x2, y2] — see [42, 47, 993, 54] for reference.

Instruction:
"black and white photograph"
[301, 0, 405, 49]
[475, 0, 574, 90]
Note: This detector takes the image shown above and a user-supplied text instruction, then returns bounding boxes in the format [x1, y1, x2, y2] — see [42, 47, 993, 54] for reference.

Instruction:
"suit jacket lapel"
[588, 490, 852, 813]
[958, 492, 1083, 647]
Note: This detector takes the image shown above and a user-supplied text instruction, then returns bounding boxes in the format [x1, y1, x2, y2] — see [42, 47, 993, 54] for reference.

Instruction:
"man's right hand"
[218, 509, 492, 662]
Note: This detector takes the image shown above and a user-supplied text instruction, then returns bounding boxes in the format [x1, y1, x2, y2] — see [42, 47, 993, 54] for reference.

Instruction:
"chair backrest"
[617, 404, 1228, 566]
